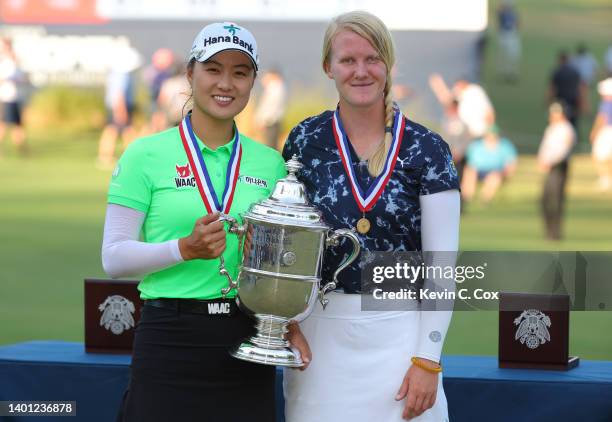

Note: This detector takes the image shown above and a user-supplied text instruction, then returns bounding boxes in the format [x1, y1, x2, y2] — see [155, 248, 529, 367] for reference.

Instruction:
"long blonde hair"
[322, 11, 396, 177]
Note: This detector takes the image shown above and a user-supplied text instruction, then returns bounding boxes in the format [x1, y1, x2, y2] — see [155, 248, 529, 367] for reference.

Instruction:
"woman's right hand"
[178, 212, 227, 260]
[286, 322, 312, 370]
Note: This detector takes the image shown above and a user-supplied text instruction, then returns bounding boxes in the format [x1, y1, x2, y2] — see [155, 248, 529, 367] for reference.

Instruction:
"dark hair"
[182, 59, 197, 118]
[186, 57, 196, 72]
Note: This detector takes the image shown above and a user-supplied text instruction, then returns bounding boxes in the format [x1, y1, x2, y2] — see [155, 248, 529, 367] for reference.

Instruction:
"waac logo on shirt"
[175, 163, 196, 189]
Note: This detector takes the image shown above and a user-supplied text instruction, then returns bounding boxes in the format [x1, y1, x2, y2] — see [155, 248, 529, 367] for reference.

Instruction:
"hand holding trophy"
[219, 156, 360, 367]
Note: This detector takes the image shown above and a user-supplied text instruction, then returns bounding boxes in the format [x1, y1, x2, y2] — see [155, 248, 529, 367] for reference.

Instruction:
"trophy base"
[230, 341, 303, 367]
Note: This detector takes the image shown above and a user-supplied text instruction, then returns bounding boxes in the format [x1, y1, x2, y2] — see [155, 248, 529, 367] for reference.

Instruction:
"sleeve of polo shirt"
[419, 133, 461, 195]
[107, 139, 152, 213]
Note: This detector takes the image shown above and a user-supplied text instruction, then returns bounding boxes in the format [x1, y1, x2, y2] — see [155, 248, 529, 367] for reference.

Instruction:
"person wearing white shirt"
[0, 37, 27, 156]
[537, 102, 576, 240]
[453, 79, 495, 140]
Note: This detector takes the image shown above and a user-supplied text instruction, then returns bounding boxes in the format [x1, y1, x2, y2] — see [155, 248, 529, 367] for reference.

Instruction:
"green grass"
[0, 132, 108, 344]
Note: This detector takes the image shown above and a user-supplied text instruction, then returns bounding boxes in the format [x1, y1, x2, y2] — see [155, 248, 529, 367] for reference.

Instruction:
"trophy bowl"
[219, 156, 359, 367]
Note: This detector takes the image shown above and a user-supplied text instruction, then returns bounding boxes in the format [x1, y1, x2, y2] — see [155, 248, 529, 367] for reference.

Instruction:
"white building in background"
[0, 0, 487, 122]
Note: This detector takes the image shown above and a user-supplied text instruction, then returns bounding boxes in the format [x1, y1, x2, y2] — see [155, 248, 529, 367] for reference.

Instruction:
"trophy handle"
[319, 228, 361, 309]
[218, 214, 247, 298]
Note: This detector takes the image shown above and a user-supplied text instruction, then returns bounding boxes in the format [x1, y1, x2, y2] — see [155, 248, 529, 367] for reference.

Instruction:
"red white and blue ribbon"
[179, 113, 242, 214]
[332, 108, 405, 213]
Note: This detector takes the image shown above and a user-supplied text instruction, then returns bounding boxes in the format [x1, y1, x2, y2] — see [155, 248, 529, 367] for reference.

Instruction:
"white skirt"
[283, 292, 449, 422]
[593, 126, 612, 162]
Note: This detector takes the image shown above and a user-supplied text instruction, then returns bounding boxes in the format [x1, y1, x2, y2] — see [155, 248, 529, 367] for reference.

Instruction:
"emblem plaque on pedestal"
[84, 278, 143, 354]
[499, 292, 579, 370]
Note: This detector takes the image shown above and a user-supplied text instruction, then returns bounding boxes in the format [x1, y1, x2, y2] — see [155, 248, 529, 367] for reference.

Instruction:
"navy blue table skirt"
[1, 341, 611, 421]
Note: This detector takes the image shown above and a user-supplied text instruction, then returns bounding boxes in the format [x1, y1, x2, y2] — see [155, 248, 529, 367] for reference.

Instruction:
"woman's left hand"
[395, 359, 439, 420]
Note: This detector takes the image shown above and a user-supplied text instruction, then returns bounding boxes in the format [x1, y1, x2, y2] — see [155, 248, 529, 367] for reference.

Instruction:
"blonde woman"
[283, 11, 460, 422]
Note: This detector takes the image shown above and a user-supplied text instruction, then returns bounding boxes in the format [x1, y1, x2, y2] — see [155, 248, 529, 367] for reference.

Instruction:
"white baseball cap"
[188, 22, 259, 71]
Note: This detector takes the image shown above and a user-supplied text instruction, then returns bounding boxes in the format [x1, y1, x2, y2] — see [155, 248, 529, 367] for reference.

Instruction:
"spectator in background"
[453, 77, 496, 141]
[96, 48, 141, 168]
[461, 125, 517, 204]
[157, 62, 190, 128]
[0, 37, 28, 156]
[440, 99, 470, 183]
[538, 102, 576, 240]
[571, 43, 598, 86]
[144, 48, 174, 133]
[429, 74, 470, 182]
[254, 68, 286, 149]
[548, 50, 586, 133]
[590, 78, 612, 191]
[496, 0, 521, 82]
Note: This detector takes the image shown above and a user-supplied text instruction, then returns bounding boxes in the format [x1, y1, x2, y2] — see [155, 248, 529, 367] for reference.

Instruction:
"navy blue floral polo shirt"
[282, 110, 459, 293]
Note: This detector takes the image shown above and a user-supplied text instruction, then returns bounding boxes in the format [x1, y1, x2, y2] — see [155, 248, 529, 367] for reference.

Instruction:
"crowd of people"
[489, 1, 612, 237]
[427, 29, 612, 241]
[541, 46, 612, 238]
[429, 73, 514, 207]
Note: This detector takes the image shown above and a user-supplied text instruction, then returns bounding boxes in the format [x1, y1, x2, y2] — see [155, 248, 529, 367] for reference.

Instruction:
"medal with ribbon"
[179, 114, 243, 298]
[332, 107, 405, 234]
[178, 113, 242, 215]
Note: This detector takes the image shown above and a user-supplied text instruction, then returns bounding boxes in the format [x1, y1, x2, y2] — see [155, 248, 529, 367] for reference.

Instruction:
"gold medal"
[356, 217, 371, 234]
[332, 108, 405, 238]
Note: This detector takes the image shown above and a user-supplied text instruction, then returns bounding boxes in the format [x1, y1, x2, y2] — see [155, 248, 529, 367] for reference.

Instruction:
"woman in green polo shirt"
[102, 22, 287, 422]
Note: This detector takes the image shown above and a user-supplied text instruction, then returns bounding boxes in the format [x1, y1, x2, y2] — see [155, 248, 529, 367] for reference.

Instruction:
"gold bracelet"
[411, 356, 442, 373]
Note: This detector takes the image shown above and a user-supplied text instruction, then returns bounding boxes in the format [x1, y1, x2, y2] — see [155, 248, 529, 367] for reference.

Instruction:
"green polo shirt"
[107, 126, 286, 300]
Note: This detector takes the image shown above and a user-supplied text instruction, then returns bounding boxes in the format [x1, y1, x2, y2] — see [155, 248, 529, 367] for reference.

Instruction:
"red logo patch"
[176, 164, 191, 178]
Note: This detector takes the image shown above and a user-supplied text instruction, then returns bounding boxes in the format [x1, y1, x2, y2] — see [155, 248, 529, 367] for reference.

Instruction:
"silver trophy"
[218, 156, 360, 367]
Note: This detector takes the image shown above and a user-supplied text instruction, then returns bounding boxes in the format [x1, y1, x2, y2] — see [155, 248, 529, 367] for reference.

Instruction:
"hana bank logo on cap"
[189, 22, 259, 70]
